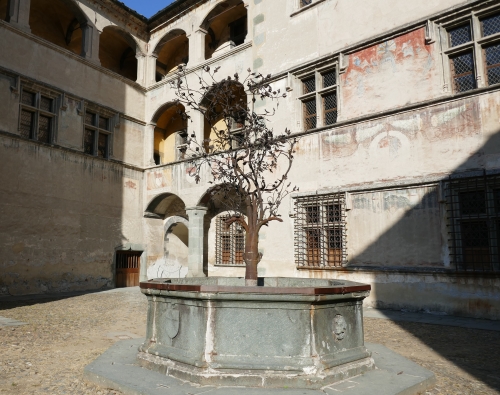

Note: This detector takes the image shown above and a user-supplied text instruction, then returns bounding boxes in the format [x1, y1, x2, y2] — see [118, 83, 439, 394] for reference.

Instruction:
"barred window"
[443, 10, 500, 93]
[18, 88, 56, 143]
[215, 214, 246, 266]
[83, 108, 112, 158]
[294, 193, 346, 269]
[298, 67, 338, 131]
[445, 173, 500, 273]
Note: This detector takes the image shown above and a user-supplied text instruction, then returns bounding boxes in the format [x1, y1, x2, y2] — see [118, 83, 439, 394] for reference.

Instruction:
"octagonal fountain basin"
[138, 277, 374, 389]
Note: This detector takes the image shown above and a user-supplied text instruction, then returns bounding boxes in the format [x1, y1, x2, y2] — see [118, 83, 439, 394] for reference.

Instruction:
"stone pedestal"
[138, 277, 374, 389]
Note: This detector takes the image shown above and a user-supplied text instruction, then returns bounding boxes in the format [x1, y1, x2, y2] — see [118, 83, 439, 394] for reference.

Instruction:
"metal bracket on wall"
[77, 100, 85, 116]
[339, 53, 349, 74]
[425, 20, 436, 44]
[10, 75, 20, 94]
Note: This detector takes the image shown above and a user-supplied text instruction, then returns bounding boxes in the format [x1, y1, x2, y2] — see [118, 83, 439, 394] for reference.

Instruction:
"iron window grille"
[445, 172, 500, 273]
[441, 8, 500, 93]
[83, 108, 112, 158]
[19, 88, 56, 143]
[297, 67, 338, 131]
[294, 193, 347, 269]
[215, 213, 246, 266]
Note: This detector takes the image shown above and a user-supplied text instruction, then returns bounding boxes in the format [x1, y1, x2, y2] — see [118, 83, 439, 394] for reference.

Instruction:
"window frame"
[18, 87, 57, 143]
[215, 213, 246, 267]
[445, 173, 500, 273]
[296, 64, 339, 132]
[440, 7, 500, 93]
[294, 192, 347, 269]
[83, 105, 116, 159]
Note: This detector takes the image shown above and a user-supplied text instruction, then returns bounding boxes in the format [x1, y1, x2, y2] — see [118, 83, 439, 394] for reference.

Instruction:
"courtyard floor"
[0, 287, 498, 395]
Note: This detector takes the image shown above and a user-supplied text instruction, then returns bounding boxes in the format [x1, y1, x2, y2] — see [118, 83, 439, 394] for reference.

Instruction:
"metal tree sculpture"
[172, 66, 298, 285]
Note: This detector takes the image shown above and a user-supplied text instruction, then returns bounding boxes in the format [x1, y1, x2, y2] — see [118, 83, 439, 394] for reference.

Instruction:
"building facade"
[1, 0, 499, 319]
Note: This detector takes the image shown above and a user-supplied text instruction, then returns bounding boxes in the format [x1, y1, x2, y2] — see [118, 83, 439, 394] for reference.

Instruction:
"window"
[442, 10, 500, 93]
[19, 88, 56, 143]
[83, 108, 113, 158]
[294, 193, 346, 269]
[297, 67, 338, 131]
[445, 173, 500, 273]
[215, 214, 246, 266]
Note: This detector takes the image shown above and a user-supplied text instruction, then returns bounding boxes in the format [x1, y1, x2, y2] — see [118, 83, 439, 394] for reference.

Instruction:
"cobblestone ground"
[0, 287, 499, 395]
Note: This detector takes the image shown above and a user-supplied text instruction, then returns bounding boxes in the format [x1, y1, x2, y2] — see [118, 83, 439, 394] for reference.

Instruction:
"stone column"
[186, 206, 208, 277]
[81, 22, 100, 64]
[187, 109, 206, 147]
[6, 0, 31, 32]
[188, 28, 207, 65]
[136, 54, 146, 85]
[146, 123, 157, 166]
[147, 54, 158, 87]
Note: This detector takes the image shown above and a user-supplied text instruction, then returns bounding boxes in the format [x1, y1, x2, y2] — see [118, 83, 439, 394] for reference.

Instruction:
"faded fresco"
[342, 28, 440, 119]
[320, 98, 481, 161]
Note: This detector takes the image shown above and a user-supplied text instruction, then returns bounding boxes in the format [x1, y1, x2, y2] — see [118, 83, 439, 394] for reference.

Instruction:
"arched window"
[201, 0, 247, 60]
[153, 29, 189, 82]
[29, 0, 87, 55]
[99, 26, 138, 81]
[152, 103, 187, 165]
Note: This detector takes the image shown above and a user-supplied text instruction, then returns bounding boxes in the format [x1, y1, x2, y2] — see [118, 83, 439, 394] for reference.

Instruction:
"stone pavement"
[0, 287, 499, 394]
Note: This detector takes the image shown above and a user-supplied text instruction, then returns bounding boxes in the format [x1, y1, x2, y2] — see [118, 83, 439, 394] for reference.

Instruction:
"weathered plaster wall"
[253, 0, 468, 75]
[143, 88, 500, 282]
[341, 28, 441, 119]
[0, 135, 144, 296]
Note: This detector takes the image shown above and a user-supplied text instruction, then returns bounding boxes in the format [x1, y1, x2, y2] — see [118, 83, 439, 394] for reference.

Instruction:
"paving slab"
[363, 308, 500, 332]
[84, 339, 435, 395]
[0, 316, 28, 327]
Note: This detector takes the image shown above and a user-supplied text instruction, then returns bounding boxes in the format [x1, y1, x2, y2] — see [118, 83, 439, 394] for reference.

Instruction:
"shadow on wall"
[0, 0, 139, 296]
[347, 129, 500, 391]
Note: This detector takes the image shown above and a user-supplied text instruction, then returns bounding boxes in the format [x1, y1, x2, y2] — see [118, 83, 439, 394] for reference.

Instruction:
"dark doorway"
[115, 251, 142, 287]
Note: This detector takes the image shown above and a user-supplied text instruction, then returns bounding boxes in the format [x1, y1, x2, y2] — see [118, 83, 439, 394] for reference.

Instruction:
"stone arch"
[153, 29, 189, 81]
[197, 183, 247, 218]
[200, 80, 247, 152]
[151, 101, 187, 165]
[200, 0, 247, 60]
[28, 0, 90, 56]
[99, 25, 140, 80]
[144, 193, 187, 219]
[164, 216, 189, 255]
[159, 216, 189, 278]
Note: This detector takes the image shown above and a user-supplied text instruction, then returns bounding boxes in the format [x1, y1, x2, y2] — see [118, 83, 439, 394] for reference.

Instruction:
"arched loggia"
[99, 26, 139, 81]
[144, 192, 187, 220]
[150, 102, 187, 165]
[28, 0, 89, 56]
[201, 0, 247, 60]
[153, 29, 188, 82]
